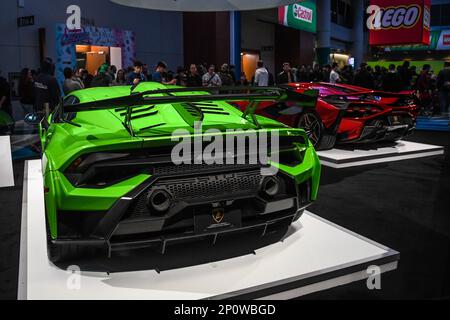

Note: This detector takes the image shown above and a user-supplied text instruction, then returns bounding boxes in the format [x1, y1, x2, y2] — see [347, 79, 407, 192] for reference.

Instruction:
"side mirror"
[24, 113, 42, 125]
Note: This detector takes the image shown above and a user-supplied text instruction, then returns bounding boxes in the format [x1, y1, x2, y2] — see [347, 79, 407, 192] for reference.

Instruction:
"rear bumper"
[338, 115, 415, 144]
[341, 124, 413, 144]
[51, 167, 316, 257]
[51, 208, 306, 256]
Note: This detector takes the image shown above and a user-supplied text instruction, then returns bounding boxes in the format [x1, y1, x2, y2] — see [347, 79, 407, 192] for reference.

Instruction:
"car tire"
[317, 134, 337, 151]
[297, 110, 324, 149]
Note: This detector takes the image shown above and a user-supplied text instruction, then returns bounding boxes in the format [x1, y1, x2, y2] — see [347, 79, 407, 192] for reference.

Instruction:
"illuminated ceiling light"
[109, 0, 299, 11]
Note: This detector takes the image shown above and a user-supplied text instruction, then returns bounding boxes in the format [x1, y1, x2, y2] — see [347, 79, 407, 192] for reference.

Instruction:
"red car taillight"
[389, 96, 417, 107]
[345, 105, 382, 117]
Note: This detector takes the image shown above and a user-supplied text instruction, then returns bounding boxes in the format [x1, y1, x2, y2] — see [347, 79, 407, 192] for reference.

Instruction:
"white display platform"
[0, 136, 14, 188]
[18, 160, 399, 300]
[317, 141, 444, 169]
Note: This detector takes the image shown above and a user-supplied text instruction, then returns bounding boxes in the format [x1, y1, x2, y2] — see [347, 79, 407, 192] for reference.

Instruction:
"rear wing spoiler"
[64, 86, 318, 113]
[324, 90, 415, 100]
[63, 86, 318, 134]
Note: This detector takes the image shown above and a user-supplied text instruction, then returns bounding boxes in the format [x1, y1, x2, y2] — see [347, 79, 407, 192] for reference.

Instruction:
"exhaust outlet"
[147, 189, 171, 213]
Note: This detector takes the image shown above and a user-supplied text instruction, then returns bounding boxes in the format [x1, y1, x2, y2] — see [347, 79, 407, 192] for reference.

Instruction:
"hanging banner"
[278, 0, 317, 34]
[367, 0, 431, 46]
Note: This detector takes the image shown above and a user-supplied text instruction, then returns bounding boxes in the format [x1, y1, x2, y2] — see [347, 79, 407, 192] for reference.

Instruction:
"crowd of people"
[1, 57, 450, 120]
[268, 60, 450, 116]
[63, 60, 242, 92]
[0, 58, 251, 116]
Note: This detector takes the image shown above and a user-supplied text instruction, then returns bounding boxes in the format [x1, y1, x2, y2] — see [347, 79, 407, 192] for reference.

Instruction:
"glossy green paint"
[271, 141, 321, 201]
[41, 83, 321, 239]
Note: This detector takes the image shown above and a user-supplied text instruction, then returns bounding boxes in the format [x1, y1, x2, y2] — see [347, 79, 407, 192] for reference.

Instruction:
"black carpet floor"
[0, 161, 24, 300]
[0, 131, 448, 300]
[306, 132, 450, 300]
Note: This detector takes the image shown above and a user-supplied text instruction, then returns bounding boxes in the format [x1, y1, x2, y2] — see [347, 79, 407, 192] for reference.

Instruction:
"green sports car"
[39, 82, 321, 262]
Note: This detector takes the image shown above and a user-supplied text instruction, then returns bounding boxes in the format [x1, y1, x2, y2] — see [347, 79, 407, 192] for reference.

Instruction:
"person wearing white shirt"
[202, 65, 222, 87]
[254, 61, 269, 87]
[330, 63, 341, 84]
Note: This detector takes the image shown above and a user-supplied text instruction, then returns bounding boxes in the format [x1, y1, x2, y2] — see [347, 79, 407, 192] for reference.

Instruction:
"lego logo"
[367, 4, 421, 30]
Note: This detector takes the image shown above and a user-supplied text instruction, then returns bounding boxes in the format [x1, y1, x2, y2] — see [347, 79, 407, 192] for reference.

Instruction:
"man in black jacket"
[34, 58, 61, 113]
[399, 60, 412, 90]
[353, 63, 374, 89]
[186, 64, 202, 87]
[437, 62, 450, 115]
[277, 62, 295, 84]
[382, 64, 402, 92]
[0, 72, 12, 117]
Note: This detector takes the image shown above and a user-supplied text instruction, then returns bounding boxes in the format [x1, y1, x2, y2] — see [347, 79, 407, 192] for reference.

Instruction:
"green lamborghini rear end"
[40, 83, 321, 262]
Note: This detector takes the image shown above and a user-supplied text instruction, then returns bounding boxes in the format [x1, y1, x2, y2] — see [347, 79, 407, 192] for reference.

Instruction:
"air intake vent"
[182, 103, 203, 118]
[115, 105, 158, 119]
[191, 102, 230, 115]
[124, 170, 264, 220]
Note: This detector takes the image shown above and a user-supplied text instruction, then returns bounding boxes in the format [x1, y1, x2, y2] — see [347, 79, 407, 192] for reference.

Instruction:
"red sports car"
[236, 83, 418, 150]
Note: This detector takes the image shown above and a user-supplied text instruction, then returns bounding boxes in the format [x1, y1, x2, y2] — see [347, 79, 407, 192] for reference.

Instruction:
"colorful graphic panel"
[55, 24, 135, 87]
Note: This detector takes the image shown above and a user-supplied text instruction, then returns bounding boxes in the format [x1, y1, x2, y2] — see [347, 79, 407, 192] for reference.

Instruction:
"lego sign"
[367, 0, 430, 46]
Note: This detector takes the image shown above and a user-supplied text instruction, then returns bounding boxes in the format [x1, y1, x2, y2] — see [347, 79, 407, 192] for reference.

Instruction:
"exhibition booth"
[3, 84, 443, 299]
[0, 0, 449, 303]
[55, 24, 136, 86]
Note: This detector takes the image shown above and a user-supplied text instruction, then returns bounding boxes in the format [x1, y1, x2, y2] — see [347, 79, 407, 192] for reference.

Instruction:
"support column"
[316, 0, 331, 66]
[230, 11, 241, 83]
[352, 0, 365, 68]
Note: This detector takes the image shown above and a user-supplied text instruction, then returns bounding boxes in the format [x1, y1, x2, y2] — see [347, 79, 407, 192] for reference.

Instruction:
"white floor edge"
[258, 261, 398, 300]
[0, 136, 14, 188]
[320, 150, 445, 169]
[17, 161, 28, 300]
[317, 141, 444, 168]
